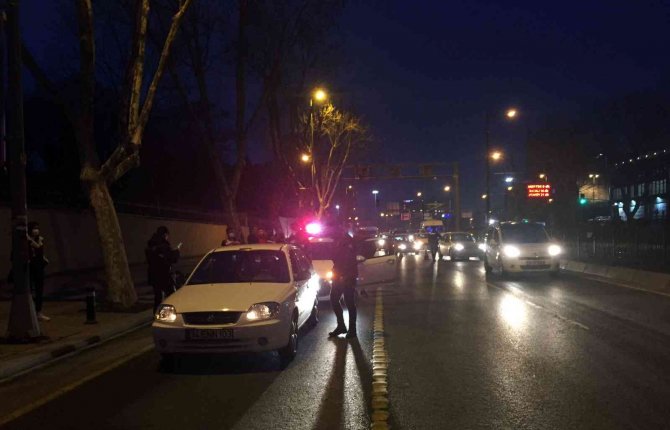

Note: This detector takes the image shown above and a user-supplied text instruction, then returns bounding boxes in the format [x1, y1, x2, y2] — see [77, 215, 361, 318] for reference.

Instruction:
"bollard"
[85, 286, 98, 324]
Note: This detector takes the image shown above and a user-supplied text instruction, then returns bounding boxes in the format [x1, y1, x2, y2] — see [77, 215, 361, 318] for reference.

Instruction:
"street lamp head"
[300, 153, 311, 163]
[313, 88, 327, 103]
[588, 173, 594, 178]
[348, 185, 353, 190]
[506, 108, 518, 119]
[490, 151, 503, 161]
[417, 192, 422, 197]
[507, 186, 513, 191]
[444, 185, 451, 192]
[335, 204, 340, 210]
[505, 176, 514, 183]
[481, 194, 488, 199]
[372, 190, 379, 195]
[539, 173, 546, 179]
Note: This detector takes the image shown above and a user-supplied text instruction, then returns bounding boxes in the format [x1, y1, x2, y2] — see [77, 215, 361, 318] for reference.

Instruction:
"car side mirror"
[356, 255, 366, 263]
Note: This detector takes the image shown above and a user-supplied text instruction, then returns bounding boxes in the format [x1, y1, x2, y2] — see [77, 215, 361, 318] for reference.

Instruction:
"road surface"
[2, 255, 670, 429]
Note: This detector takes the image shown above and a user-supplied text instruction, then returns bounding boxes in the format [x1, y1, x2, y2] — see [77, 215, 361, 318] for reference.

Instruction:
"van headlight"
[503, 245, 521, 258]
[246, 302, 280, 321]
[478, 243, 487, 251]
[548, 244, 562, 256]
[398, 244, 407, 250]
[155, 304, 177, 322]
[377, 239, 386, 247]
[453, 243, 464, 251]
[413, 242, 423, 250]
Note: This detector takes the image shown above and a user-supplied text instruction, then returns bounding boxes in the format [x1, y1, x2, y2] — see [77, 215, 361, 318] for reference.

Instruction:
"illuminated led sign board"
[527, 183, 551, 198]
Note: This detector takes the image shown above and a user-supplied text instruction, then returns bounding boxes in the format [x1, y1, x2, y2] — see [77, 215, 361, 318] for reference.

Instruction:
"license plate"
[186, 329, 234, 340]
[526, 260, 546, 266]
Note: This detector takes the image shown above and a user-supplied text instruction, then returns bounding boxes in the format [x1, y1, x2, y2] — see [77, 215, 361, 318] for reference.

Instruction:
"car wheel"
[308, 300, 319, 327]
[279, 317, 298, 368]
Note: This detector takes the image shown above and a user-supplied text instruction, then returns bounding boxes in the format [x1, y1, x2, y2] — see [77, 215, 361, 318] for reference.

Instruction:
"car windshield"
[501, 224, 549, 244]
[451, 233, 474, 242]
[187, 250, 290, 284]
[304, 242, 336, 260]
[394, 235, 409, 241]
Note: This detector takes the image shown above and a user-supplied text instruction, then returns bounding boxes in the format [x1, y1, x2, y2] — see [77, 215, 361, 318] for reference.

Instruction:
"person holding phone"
[146, 226, 181, 313]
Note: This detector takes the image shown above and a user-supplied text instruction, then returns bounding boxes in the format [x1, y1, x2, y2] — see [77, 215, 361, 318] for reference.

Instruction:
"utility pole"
[453, 162, 461, 231]
[0, 10, 6, 170]
[485, 111, 491, 226]
[5, 0, 41, 341]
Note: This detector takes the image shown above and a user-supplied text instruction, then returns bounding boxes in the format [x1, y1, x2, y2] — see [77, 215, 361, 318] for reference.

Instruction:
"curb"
[0, 311, 152, 382]
[562, 259, 670, 296]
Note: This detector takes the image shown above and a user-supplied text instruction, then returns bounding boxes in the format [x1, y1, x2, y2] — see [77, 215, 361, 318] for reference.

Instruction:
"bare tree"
[22, 0, 192, 308]
[299, 104, 367, 218]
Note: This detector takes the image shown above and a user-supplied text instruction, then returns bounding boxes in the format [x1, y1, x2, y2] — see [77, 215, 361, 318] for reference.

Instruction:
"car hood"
[312, 259, 334, 278]
[165, 282, 293, 313]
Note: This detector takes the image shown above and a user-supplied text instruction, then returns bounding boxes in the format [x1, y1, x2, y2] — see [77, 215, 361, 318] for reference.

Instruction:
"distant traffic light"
[579, 193, 588, 205]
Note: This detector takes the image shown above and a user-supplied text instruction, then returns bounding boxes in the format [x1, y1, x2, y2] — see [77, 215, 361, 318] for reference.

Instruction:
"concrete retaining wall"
[562, 259, 670, 295]
[0, 207, 232, 277]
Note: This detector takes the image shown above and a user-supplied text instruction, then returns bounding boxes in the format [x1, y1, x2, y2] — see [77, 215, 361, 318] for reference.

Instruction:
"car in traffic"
[392, 233, 423, 255]
[483, 222, 562, 277]
[302, 237, 335, 300]
[438, 232, 481, 261]
[153, 244, 319, 368]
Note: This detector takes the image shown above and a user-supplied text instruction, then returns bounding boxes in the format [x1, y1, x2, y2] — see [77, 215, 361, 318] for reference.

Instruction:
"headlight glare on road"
[377, 239, 386, 247]
[454, 243, 465, 251]
[548, 244, 562, 256]
[478, 243, 487, 251]
[246, 302, 280, 321]
[413, 242, 423, 250]
[155, 305, 177, 322]
[503, 245, 521, 258]
[398, 244, 407, 250]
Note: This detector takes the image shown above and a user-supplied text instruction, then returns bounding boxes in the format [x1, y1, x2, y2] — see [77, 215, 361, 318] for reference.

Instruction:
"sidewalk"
[561, 259, 670, 296]
[0, 257, 200, 381]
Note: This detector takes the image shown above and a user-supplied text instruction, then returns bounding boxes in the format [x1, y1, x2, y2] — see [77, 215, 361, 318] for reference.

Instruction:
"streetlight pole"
[485, 111, 491, 226]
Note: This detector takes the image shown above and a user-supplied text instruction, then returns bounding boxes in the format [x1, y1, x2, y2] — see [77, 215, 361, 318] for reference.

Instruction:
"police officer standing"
[146, 226, 181, 313]
[329, 228, 359, 339]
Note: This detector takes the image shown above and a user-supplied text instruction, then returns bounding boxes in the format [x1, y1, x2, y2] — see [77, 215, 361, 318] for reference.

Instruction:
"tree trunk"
[88, 180, 136, 307]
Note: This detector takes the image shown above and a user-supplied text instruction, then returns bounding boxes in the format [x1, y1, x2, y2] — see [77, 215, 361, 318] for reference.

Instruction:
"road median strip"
[371, 288, 390, 429]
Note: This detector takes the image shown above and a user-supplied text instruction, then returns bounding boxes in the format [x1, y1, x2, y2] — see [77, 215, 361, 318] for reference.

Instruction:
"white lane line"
[370, 288, 390, 429]
[0, 344, 154, 427]
[578, 274, 670, 299]
[487, 282, 590, 331]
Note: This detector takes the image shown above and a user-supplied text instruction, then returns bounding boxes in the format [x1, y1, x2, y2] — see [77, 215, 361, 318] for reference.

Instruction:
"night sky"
[19, 0, 670, 217]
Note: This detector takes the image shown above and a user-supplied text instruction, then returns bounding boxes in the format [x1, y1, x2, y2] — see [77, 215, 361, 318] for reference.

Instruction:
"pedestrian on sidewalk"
[146, 226, 181, 314]
[221, 227, 241, 247]
[329, 228, 359, 339]
[27, 221, 50, 321]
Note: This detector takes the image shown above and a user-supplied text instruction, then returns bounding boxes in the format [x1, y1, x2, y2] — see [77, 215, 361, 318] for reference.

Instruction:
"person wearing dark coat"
[329, 230, 359, 338]
[428, 233, 440, 262]
[146, 226, 181, 313]
[27, 221, 50, 321]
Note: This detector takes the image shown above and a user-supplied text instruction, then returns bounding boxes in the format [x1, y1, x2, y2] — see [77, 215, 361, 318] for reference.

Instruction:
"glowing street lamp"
[490, 151, 503, 161]
[300, 153, 311, 163]
[443, 185, 451, 192]
[417, 192, 423, 197]
[506, 109, 518, 119]
[505, 176, 514, 183]
[481, 194, 488, 199]
[312, 88, 328, 103]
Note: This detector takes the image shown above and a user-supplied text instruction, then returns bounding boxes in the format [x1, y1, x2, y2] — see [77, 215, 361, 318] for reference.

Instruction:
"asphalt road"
[2, 255, 670, 429]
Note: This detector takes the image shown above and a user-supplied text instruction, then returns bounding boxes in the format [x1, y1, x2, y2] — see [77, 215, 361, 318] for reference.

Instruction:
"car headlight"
[377, 239, 386, 247]
[478, 243, 487, 251]
[398, 243, 407, 250]
[454, 243, 465, 251]
[408, 235, 414, 241]
[245, 302, 280, 321]
[413, 242, 423, 250]
[548, 244, 562, 256]
[503, 245, 521, 258]
[155, 304, 177, 322]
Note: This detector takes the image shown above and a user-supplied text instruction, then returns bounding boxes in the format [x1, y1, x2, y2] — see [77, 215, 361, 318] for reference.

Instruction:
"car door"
[357, 238, 397, 286]
[289, 249, 311, 325]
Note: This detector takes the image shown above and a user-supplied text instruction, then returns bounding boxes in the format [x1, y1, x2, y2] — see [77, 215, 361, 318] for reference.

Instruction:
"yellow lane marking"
[371, 288, 390, 429]
[486, 282, 590, 331]
[0, 344, 154, 427]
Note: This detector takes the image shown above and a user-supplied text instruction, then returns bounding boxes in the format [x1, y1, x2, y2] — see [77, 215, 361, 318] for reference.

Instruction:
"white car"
[302, 236, 398, 301]
[484, 222, 562, 276]
[153, 244, 319, 367]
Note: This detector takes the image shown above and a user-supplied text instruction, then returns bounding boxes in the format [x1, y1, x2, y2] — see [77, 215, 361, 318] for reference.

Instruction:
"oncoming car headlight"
[155, 304, 177, 322]
[246, 302, 280, 321]
[503, 245, 521, 258]
[548, 244, 562, 256]
[377, 239, 386, 247]
[413, 242, 423, 250]
[398, 243, 407, 250]
[478, 243, 487, 251]
[453, 243, 465, 251]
